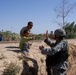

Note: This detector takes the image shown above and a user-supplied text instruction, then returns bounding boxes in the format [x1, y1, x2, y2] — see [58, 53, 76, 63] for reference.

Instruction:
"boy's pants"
[21, 50, 29, 55]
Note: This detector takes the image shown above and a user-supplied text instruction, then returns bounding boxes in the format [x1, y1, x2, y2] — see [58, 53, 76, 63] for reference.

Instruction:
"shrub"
[2, 62, 20, 75]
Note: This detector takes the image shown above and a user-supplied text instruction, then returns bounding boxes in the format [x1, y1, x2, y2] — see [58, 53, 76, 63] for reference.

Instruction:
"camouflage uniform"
[41, 29, 69, 75]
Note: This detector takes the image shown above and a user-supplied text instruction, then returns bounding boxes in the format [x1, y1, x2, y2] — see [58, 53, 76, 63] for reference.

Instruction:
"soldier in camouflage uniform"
[20, 21, 33, 37]
[39, 29, 69, 75]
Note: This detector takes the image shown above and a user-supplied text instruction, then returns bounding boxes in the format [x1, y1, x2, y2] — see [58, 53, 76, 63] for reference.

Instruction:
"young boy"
[39, 29, 69, 75]
[19, 30, 35, 55]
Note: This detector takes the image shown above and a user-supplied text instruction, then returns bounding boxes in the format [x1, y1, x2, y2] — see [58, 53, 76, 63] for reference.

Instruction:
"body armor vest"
[46, 40, 69, 66]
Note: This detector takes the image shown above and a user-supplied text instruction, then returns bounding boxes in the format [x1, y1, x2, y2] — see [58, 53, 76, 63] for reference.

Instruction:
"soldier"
[20, 21, 33, 37]
[39, 29, 69, 75]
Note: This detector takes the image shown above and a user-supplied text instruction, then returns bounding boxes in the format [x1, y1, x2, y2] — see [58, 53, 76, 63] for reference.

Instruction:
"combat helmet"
[54, 29, 66, 37]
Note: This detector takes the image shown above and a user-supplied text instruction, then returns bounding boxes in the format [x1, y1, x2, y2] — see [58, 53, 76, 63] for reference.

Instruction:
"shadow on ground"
[21, 56, 38, 75]
[5, 46, 19, 48]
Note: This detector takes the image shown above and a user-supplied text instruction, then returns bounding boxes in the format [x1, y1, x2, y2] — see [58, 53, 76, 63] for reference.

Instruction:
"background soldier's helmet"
[54, 29, 66, 37]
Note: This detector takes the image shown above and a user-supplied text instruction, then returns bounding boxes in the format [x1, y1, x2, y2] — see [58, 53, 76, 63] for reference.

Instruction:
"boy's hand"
[39, 46, 44, 50]
[46, 30, 49, 39]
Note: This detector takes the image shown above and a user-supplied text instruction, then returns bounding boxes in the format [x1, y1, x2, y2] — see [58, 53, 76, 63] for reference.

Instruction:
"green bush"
[35, 35, 41, 40]
[63, 22, 76, 39]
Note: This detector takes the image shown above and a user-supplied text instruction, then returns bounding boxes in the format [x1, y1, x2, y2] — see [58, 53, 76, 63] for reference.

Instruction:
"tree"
[54, 0, 76, 27]
[2, 31, 20, 41]
[63, 22, 76, 38]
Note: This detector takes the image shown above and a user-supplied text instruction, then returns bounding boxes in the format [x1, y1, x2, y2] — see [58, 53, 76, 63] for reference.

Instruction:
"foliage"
[35, 34, 41, 40]
[54, 0, 76, 27]
[63, 22, 76, 38]
[0, 31, 20, 41]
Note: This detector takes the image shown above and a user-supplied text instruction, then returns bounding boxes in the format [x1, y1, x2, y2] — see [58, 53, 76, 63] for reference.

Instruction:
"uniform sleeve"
[44, 38, 55, 47]
[41, 41, 63, 55]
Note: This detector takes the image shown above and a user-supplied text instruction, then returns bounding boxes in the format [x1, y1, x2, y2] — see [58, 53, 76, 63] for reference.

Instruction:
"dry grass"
[0, 39, 76, 75]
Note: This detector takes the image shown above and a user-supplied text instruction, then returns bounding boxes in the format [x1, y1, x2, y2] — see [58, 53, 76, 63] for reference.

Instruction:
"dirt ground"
[0, 39, 76, 75]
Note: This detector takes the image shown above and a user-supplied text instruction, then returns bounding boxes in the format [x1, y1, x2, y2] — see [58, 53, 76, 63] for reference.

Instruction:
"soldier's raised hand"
[46, 30, 49, 39]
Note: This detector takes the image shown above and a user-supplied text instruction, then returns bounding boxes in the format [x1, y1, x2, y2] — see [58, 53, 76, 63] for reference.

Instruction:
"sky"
[0, 0, 76, 34]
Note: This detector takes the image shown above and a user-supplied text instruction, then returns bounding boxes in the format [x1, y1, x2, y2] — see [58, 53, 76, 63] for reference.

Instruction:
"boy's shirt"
[19, 36, 32, 49]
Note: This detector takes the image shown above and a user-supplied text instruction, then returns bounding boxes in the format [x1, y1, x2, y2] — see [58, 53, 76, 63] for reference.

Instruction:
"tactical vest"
[46, 40, 69, 66]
